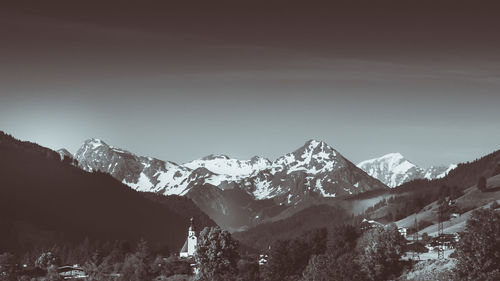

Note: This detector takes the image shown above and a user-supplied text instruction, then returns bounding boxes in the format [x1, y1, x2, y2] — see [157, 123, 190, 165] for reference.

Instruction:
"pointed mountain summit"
[272, 139, 345, 174]
[243, 139, 388, 204]
[357, 153, 456, 187]
[74, 138, 193, 195]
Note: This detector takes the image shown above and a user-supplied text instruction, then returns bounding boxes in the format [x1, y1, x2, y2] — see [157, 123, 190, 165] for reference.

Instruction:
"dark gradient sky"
[1, 0, 499, 166]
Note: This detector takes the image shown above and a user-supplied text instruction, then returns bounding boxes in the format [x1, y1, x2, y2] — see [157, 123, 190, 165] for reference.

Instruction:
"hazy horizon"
[1, 0, 499, 167]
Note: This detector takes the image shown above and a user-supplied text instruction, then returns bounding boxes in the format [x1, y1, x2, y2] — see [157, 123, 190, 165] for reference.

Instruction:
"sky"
[1, 0, 499, 167]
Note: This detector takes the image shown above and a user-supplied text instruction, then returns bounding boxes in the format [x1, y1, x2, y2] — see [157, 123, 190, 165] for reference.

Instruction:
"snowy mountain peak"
[357, 153, 420, 188]
[357, 153, 456, 188]
[201, 154, 231, 161]
[250, 156, 272, 166]
[274, 139, 341, 170]
[83, 138, 107, 149]
[184, 153, 271, 179]
[380, 152, 404, 160]
[305, 139, 323, 147]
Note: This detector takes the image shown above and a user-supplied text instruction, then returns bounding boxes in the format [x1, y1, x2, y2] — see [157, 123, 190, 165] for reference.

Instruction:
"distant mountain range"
[62, 137, 461, 230]
[72, 139, 388, 203]
[357, 153, 457, 187]
[68, 138, 388, 230]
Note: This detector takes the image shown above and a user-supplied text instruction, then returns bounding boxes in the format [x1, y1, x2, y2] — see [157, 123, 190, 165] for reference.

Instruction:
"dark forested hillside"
[366, 149, 500, 221]
[233, 204, 355, 251]
[140, 193, 217, 229]
[0, 132, 212, 254]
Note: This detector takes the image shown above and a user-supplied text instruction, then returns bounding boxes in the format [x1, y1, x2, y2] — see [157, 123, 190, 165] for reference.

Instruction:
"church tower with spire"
[180, 217, 197, 258]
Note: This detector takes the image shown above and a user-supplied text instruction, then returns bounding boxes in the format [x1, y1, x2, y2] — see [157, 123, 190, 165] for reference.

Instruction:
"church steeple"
[180, 217, 198, 258]
[189, 217, 195, 232]
[188, 217, 196, 237]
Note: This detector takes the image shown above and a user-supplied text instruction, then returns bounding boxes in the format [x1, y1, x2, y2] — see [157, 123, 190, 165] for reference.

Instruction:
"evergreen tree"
[119, 238, 152, 281]
[35, 251, 60, 270]
[262, 240, 294, 281]
[0, 252, 17, 281]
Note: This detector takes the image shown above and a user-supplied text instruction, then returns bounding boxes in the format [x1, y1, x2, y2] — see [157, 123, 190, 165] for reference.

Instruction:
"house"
[57, 265, 86, 279]
[398, 227, 408, 238]
[179, 217, 198, 258]
[258, 254, 268, 266]
[361, 218, 385, 230]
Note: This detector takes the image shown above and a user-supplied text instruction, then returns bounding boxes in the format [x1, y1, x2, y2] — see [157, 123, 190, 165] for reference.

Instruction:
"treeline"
[233, 204, 358, 251]
[4, 208, 500, 280]
[368, 184, 465, 222]
[0, 131, 211, 254]
[0, 238, 192, 281]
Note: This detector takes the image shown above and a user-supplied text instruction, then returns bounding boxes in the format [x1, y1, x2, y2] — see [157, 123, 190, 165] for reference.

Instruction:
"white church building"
[179, 217, 197, 258]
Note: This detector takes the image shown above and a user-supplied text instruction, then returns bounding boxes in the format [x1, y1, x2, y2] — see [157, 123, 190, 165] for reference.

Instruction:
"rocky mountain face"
[74, 138, 195, 195]
[74, 139, 387, 202]
[241, 140, 387, 205]
[357, 153, 457, 188]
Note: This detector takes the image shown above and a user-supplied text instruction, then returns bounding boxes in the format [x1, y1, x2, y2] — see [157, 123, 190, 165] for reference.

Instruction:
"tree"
[35, 251, 60, 270]
[327, 224, 359, 259]
[477, 176, 487, 191]
[0, 252, 17, 281]
[195, 227, 239, 281]
[356, 224, 406, 281]
[152, 255, 191, 278]
[454, 209, 500, 280]
[421, 232, 432, 245]
[262, 240, 295, 281]
[237, 258, 259, 281]
[120, 238, 153, 281]
[300, 253, 366, 281]
[492, 164, 500, 177]
[490, 200, 500, 210]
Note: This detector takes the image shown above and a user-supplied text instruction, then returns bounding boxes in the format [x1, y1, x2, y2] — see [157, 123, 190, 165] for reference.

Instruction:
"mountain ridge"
[71, 137, 388, 230]
[73, 138, 388, 201]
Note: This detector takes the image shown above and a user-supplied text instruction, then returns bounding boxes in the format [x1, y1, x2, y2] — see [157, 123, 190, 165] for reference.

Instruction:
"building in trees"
[179, 218, 198, 258]
[57, 265, 86, 279]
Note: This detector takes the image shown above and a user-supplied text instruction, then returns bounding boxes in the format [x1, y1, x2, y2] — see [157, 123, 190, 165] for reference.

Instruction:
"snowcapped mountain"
[423, 164, 458, 180]
[241, 140, 387, 204]
[183, 154, 272, 180]
[357, 153, 456, 187]
[73, 138, 387, 204]
[75, 138, 194, 195]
